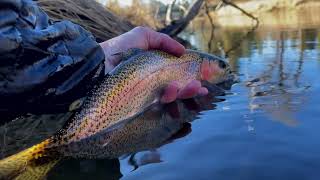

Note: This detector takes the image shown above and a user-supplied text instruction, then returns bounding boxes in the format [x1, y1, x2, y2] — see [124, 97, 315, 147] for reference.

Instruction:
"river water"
[1, 15, 320, 180]
[51, 25, 320, 179]
[115, 27, 320, 179]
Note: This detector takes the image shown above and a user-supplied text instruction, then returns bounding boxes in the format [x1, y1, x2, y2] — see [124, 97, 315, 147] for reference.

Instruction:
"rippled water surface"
[1, 24, 320, 180]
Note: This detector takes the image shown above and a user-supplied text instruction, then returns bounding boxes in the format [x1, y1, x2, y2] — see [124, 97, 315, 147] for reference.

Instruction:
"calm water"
[1, 25, 320, 180]
[114, 27, 320, 179]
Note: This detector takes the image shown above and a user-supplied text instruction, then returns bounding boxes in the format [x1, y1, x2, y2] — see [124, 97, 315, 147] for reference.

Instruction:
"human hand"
[99, 26, 208, 103]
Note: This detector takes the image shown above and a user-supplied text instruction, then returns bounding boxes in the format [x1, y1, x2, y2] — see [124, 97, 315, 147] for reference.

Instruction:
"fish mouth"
[222, 67, 235, 82]
[212, 73, 235, 88]
[198, 59, 235, 96]
[211, 61, 234, 85]
[201, 78, 234, 96]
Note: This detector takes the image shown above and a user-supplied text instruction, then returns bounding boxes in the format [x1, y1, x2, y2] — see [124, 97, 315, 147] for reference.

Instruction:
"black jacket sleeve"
[0, 0, 105, 115]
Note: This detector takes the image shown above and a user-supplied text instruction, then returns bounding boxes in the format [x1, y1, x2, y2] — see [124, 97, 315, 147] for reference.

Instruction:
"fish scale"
[0, 49, 232, 180]
[59, 49, 230, 142]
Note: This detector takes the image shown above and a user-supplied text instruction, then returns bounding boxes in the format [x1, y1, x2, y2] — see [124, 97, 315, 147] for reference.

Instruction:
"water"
[116, 26, 320, 179]
[1, 21, 320, 180]
[149, 28, 319, 180]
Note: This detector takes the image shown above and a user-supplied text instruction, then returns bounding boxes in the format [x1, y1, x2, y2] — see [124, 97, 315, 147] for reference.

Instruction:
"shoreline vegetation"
[37, 0, 320, 42]
[103, 0, 320, 30]
[208, 0, 320, 28]
[1, 0, 319, 166]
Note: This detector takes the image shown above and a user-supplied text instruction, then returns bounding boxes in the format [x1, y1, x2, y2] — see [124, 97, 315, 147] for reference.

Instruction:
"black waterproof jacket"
[0, 0, 105, 115]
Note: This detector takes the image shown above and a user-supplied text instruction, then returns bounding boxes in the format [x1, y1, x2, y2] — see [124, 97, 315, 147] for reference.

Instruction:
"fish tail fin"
[0, 138, 60, 180]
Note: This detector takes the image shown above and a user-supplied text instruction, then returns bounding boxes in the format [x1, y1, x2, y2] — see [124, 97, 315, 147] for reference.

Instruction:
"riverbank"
[206, 0, 320, 28]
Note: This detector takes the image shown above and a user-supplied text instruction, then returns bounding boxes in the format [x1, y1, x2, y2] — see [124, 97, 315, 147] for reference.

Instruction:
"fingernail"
[198, 87, 208, 96]
[161, 82, 179, 103]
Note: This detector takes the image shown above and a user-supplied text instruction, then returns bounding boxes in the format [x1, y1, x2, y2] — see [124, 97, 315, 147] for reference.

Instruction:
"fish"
[0, 49, 233, 179]
[0, 94, 223, 180]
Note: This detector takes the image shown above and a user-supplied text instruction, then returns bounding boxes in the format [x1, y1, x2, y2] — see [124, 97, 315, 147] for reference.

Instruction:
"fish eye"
[218, 60, 227, 69]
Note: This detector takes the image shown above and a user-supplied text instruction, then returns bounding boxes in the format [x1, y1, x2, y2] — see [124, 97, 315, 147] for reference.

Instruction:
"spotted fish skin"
[62, 49, 231, 142]
[0, 49, 231, 180]
[58, 95, 219, 159]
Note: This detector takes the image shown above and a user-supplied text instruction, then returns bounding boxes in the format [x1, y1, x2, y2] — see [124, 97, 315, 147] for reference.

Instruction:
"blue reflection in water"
[0, 26, 319, 180]
[121, 28, 320, 180]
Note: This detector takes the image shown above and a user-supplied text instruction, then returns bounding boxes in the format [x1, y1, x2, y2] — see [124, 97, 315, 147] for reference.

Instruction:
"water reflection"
[0, 85, 230, 179]
[244, 30, 315, 126]
[50, 16, 320, 180]
[49, 95, 222, 179]
[1, 11, 320, 180]
[182, 22, 319, 127]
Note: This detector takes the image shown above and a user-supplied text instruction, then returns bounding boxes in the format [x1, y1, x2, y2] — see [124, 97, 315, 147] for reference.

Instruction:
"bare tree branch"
[178, 5, 188, 16]
[204, 1, 216, 52]
[220, 0, 260, 57]
[160, 0, 205, 37]
[165, 0, 177, 25]
[221, 0, 259, 26]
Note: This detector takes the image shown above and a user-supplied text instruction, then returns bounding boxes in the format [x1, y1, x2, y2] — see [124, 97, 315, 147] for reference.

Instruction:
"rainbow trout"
[0, 49, 232, 179]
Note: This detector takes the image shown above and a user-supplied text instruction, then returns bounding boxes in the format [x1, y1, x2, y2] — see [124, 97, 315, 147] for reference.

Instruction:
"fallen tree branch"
[159, 0, 205, 37]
